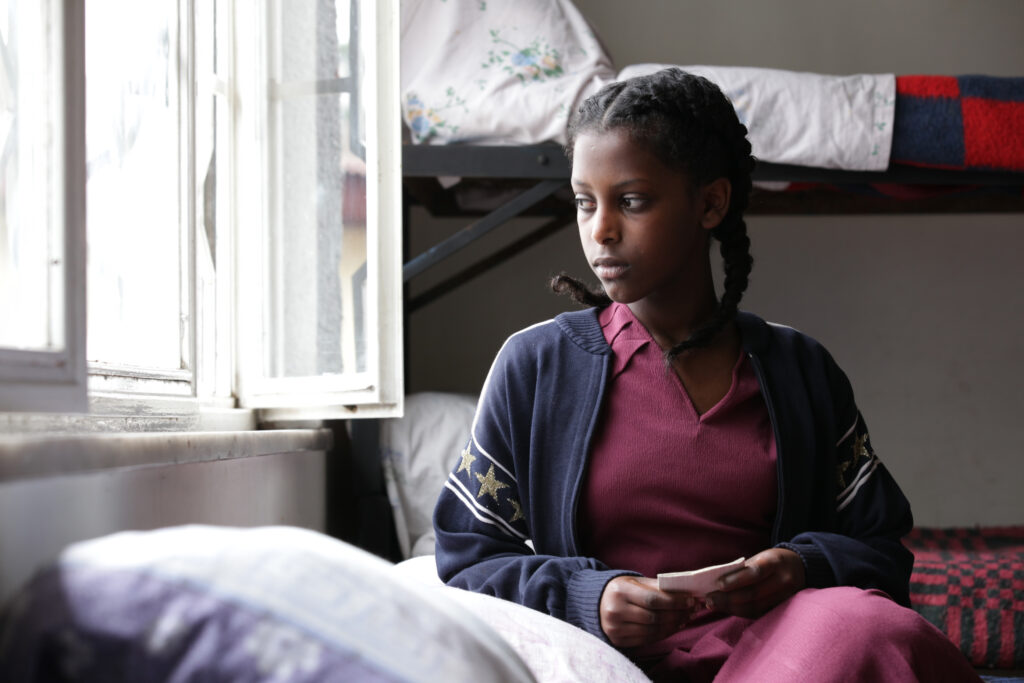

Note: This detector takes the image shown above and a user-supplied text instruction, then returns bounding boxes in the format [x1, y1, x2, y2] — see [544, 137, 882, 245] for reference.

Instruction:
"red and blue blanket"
[907, 526, 1024, 671]
[893, 75, 1024, 172]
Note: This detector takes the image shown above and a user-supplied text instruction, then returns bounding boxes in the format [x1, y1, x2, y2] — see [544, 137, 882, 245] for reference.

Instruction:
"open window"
[0, 0, 402, 421]
[0, 0, 87, 414]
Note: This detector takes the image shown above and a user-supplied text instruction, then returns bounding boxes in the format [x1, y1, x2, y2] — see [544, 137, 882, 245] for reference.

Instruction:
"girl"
[433, 68, 978, 682]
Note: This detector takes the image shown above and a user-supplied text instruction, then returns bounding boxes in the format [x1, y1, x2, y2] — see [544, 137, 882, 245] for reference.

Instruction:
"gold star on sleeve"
[475, 464, 509, 502]
[853, 433, 869, 460]
[509, 499, 524, 523]
[456, 445, 476, 475]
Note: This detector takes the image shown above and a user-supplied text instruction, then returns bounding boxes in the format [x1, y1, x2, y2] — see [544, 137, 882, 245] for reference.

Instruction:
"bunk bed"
[399, 0, 1024, 309]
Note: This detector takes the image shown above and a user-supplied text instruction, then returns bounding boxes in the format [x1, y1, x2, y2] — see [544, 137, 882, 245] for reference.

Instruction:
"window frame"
[0, 0, 402, 423]
[232, 0, 403, 421]
[0, 0, 88, 414]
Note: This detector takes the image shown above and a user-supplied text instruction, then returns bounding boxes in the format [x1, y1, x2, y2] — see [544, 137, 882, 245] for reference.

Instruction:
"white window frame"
[0, 0, 87, 414]
[232, 0, 403, 421]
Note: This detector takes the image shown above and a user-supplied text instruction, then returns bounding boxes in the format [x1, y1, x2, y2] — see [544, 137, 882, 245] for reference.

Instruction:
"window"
[0, 0, 87, 413]
[0, 0, 402, 420]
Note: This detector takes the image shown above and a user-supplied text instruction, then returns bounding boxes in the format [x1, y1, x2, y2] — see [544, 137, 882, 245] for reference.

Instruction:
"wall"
[0, 431, 329, 602]
[406, 0, 1024, 527]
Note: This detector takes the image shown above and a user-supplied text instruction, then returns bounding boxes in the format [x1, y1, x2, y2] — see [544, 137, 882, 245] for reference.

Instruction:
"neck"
[627, 280, 720, 351]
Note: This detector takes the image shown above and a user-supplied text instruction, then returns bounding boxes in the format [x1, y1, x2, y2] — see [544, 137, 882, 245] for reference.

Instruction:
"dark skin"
[572, 129, 806, 647]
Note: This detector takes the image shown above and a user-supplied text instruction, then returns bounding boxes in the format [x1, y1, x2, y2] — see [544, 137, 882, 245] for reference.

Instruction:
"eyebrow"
[570, 178, 647, 190]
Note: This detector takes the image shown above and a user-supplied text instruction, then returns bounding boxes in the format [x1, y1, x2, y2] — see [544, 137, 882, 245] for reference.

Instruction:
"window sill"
[0, 427, 333, 484]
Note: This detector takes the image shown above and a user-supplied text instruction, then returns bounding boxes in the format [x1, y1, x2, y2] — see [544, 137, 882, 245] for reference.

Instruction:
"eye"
[574, 195, 595, 212]
[621, 195, 647, 211]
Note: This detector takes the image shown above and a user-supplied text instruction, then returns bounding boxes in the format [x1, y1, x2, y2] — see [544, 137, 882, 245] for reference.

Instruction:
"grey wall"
[407, 0, 1024, 527]
[0, 444, 327, 603]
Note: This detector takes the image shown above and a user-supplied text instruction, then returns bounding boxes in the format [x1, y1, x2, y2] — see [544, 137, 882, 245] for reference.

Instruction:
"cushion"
[0, 525, 534, 682]
[380, 392, 477, 558]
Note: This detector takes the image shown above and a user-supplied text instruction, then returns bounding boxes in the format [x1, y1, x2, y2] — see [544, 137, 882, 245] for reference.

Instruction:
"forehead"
[571, 128, 680, 185]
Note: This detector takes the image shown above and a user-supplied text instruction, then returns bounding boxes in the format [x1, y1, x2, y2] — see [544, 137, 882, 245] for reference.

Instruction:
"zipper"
[570, 355, 611, 556]
[749, 351, 785, 544]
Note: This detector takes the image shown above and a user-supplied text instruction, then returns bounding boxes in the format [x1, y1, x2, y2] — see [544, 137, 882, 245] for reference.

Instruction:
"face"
[571, 128, 725, 311]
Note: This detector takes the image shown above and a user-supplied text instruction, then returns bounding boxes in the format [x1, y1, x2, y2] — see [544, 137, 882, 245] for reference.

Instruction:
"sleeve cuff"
[776, 541, 837, 589]
[565, 568, 640, 643]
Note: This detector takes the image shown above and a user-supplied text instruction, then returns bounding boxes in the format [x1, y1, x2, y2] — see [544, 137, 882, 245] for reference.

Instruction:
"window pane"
[265, 0, 367, 379]
[0, 0, 63, 352]
[85, 0, 183, 370]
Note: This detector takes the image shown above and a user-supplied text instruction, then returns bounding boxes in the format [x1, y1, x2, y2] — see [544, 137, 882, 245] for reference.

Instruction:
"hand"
[599, 576, 698, 648]
[704, 548, 806, 618]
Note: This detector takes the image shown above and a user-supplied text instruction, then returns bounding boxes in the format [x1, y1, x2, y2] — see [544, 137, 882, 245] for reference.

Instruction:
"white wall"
[407, 0, 1024, 526]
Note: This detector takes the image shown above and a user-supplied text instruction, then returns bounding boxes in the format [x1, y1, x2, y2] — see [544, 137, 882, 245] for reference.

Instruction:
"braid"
[562, 68, 756, 362]
[549, 272, 612, 308]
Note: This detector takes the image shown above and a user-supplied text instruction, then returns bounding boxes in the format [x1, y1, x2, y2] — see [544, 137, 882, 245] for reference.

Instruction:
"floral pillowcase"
[400, 0, 615, 146]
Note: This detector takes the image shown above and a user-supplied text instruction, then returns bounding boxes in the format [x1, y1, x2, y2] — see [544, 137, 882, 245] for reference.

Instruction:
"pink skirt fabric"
[641, 587, 981, 682]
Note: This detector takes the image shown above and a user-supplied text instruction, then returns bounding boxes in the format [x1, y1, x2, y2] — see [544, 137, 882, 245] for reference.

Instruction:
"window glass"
[265, 0, 367, 379]
[85, 0, 183, 370]
[0, 0, 63, 352]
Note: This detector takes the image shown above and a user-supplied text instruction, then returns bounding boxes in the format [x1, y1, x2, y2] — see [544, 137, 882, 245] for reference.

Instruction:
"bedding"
[0, 525, 535, 683]
[399, 0, 1024, 185]
[892, 76, 1024, 172]
[392, 555, 650, 683]
[906, 526, 1024, 671]
[400, 0, 895, 172]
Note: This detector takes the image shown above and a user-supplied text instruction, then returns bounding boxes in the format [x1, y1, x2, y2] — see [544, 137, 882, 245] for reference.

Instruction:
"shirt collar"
[599, 303, 654, 379]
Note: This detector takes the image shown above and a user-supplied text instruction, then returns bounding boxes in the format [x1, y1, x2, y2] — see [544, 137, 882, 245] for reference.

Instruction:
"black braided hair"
[552, 67, 755, 361]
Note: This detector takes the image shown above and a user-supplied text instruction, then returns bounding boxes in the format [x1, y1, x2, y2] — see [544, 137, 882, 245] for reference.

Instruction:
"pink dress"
[578, 303, 980, 682]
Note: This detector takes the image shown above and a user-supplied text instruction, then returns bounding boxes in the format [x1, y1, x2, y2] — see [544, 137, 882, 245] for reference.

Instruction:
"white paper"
[657, 557, 746, 596]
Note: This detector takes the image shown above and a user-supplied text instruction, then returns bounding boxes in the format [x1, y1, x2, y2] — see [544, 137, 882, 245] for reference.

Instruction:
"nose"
[589, 205, 620, 245]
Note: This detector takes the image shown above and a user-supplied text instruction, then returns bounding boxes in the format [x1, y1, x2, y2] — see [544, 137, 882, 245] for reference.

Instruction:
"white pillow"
[380, 392, 478, 558]
[0, 526, 535, 683]
[393, 556, 651, 683]
[400, 0, 615, 146]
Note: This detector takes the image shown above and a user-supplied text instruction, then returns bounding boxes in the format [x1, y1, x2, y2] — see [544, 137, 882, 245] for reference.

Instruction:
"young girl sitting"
[433, 67, 979, 682]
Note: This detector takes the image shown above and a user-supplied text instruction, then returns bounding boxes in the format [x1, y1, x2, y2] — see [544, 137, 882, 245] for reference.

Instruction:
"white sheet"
[393, 555, 651, 683]
[618, 64, 895, 172]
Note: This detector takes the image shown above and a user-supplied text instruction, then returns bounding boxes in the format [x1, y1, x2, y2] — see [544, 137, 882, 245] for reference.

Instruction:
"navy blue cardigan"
[433, 309, 914, 643]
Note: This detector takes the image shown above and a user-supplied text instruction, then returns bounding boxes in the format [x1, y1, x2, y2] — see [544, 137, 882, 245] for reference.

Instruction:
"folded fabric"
[618, 64, 895, 172]
[892, 75, 1024, 171]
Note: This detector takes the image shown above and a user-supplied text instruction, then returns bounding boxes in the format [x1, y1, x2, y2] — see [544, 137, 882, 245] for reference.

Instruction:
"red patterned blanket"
[907, 527, 1024, 670]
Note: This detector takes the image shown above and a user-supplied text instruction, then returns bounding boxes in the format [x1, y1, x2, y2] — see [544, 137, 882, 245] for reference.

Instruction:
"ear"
[699, 178, 732, 231]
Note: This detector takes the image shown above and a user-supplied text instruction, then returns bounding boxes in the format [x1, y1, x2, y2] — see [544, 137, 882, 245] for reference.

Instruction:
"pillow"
[0, 525, 534, 683]
[380, 392, 478, 558]
[393, 556, 651, 683]
[400, 0, 615, 146]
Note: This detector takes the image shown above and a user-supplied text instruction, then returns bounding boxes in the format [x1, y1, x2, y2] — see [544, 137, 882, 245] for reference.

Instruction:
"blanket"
[892, 76, 1024, 172]
[906, 526, 1024, 670]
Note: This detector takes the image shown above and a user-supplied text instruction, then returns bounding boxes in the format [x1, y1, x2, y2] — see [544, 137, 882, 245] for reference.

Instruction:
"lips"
[592, 257, 629, 280]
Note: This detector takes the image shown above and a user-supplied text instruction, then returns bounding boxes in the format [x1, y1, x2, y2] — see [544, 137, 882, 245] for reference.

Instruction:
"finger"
[603, 610, 690, 647]
[706, 573, 795, 617]
[716, 563, 763, 591]
[616, 578, 696, 612]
